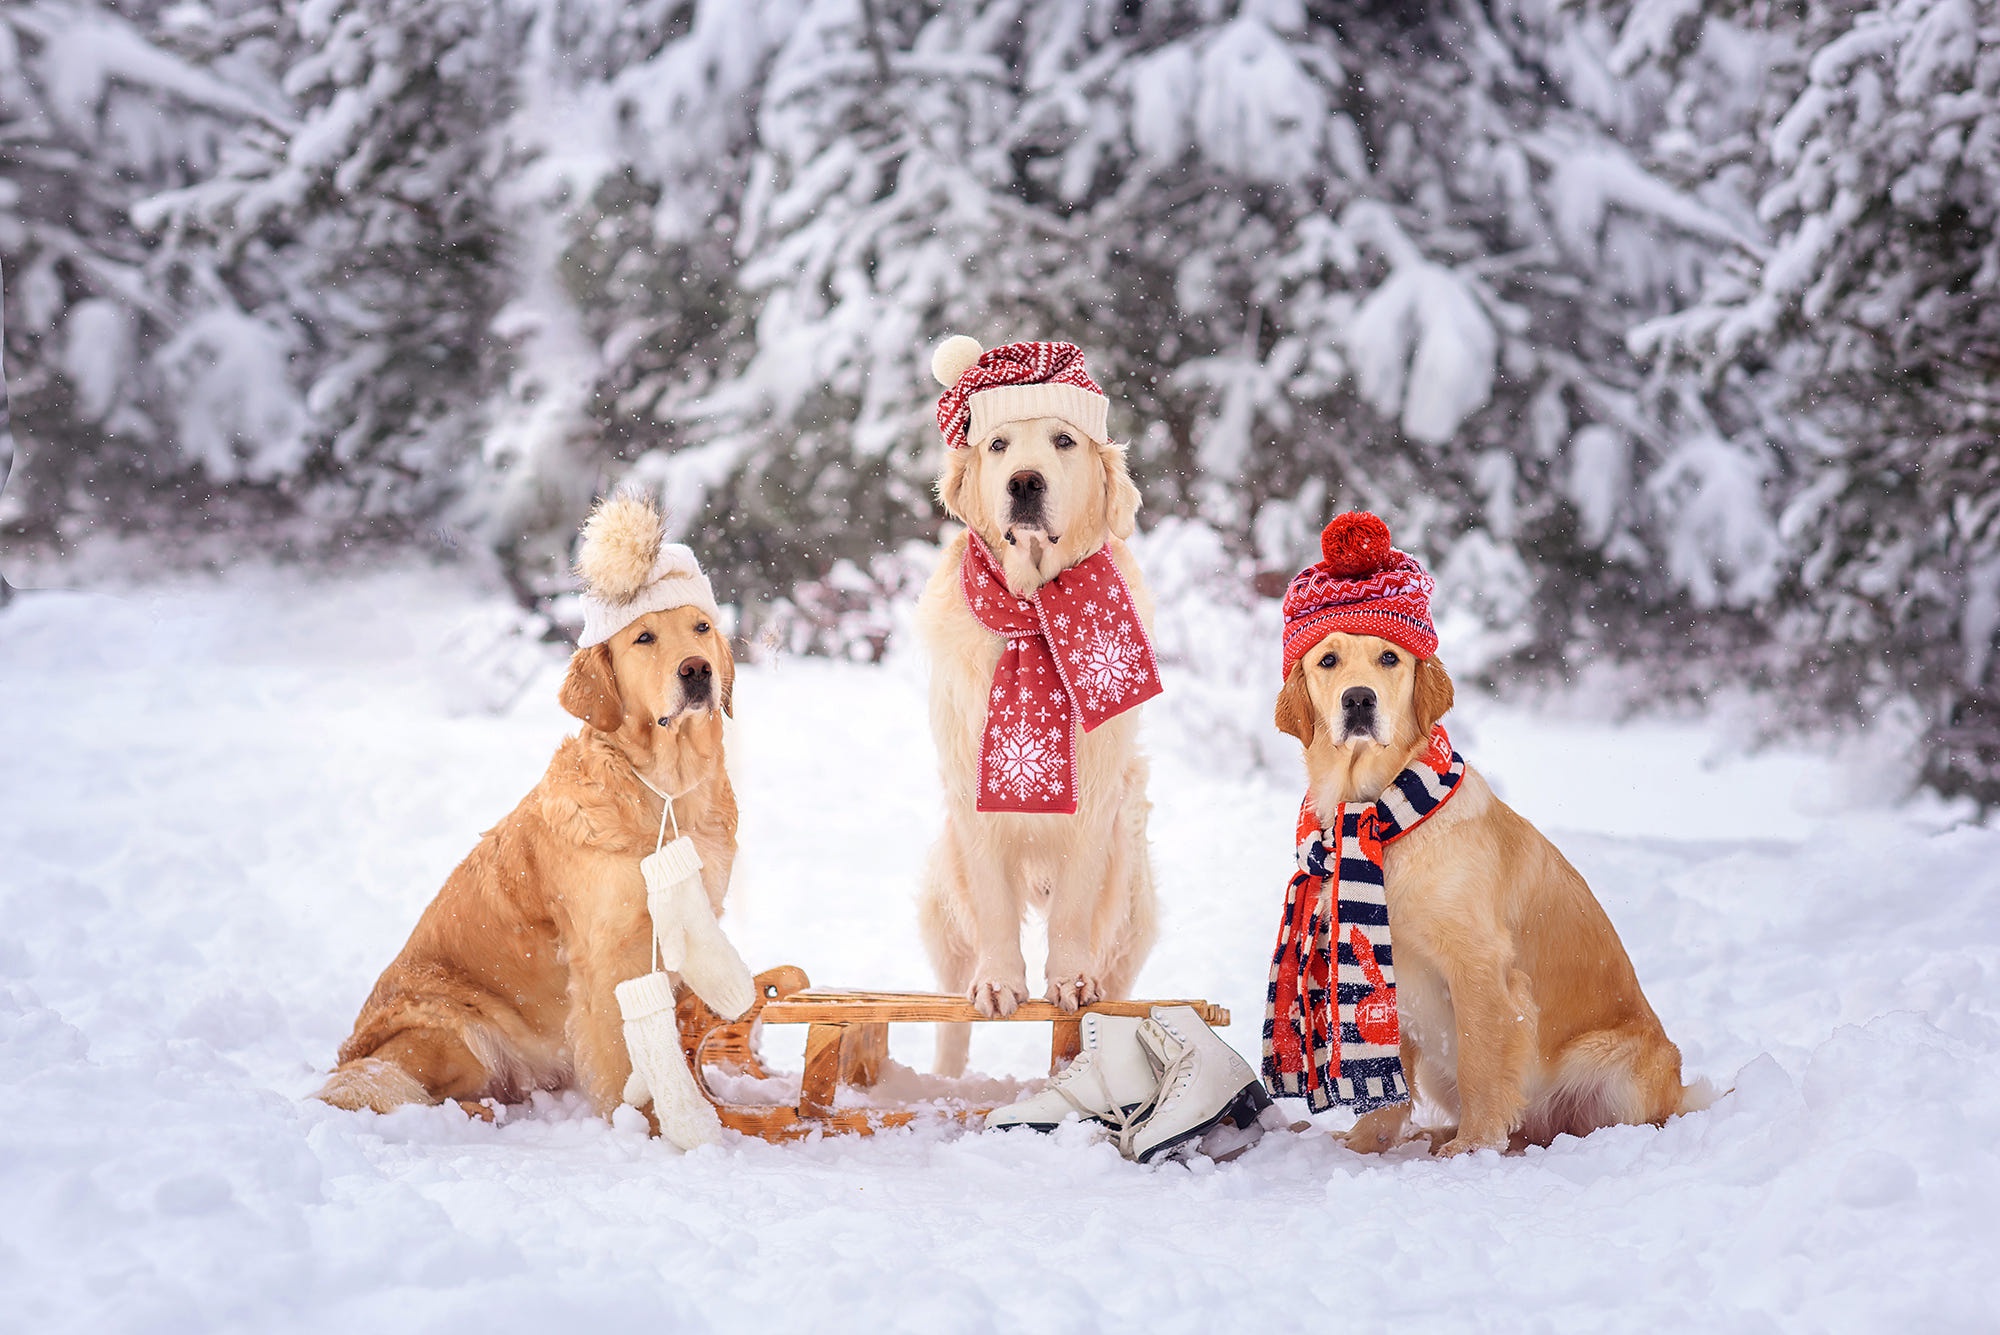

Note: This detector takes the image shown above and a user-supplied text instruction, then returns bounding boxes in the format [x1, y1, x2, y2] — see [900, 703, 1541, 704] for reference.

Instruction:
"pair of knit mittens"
[615, 837, 754, 1150]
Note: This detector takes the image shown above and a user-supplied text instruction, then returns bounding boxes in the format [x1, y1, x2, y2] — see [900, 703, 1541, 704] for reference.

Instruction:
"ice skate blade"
[1136, 1081, 1272, 1164]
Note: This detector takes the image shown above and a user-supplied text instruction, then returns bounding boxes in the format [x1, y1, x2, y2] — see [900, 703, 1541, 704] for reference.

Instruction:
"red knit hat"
[932, 336, 1108, 448]
[1280, 512, 1438, 680]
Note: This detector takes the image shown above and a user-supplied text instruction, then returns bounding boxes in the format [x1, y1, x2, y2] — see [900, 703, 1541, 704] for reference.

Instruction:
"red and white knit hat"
[1280, 512, 1438, 680]
[932, 336, 1109, 447]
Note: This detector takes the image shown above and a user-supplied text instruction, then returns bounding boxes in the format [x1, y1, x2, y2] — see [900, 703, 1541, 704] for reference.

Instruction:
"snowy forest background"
[0, 0, 1996, 803]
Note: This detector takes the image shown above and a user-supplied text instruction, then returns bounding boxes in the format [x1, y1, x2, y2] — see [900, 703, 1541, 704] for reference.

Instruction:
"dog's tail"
[1677, 1075, 1722, 1116]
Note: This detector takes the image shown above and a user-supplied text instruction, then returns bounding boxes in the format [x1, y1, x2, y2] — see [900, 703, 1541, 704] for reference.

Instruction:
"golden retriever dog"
[917, 403, 1159, 1077]
[317, 516, 736, 1127]
[1275, 633, 1691, 1155]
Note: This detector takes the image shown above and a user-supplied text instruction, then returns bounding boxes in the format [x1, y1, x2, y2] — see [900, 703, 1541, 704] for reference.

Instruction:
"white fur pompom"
[932, 334, 983, 388]
[576, 493, 664, 604]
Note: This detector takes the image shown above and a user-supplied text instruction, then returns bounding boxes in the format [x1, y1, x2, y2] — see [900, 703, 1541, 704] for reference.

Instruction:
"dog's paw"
[1045, 975, 1104, 1012]
[968, 978, 1029, 1018]
[1434, 1134, 1503, 1159]
[1339, 1105, 1411, 1155]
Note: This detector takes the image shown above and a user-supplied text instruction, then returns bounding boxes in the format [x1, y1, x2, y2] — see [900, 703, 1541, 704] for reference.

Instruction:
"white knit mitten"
[641, 837, 754, 1021]
[615, 972, 722, 1151]
[639, 838, 699, 972]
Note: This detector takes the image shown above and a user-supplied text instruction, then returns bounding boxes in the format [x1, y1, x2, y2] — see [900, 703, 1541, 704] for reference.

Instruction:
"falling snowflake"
[1074, 624, 1144, 712]
[988, 719, 1064, 802]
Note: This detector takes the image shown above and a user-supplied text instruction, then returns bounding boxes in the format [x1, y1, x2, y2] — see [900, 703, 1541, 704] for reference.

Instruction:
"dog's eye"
[1054, 432, 1076, 450]
[694, 621, 711, 635]
[1318, 652, 1339, 669]
[988, 436, 1008, 453]
[634, 631, 655, 645]
[1378, 650, 1399, 668]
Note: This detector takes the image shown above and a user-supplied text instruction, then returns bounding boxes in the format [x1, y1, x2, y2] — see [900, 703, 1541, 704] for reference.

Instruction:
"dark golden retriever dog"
[1276, 633, 1694, 1155]
[317, 600, 736, 1126]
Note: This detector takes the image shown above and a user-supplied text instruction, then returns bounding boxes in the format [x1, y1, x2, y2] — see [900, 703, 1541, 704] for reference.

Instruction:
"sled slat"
[798, 1023, 844, 1118]
[760, 993, 1229, 1027]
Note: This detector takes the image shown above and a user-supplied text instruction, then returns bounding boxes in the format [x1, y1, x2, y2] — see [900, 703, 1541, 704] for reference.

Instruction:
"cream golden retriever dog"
[318, 502, 736, 1128]
[1276, 633, 1692, 1156]
[917, 338, 1158, 1076]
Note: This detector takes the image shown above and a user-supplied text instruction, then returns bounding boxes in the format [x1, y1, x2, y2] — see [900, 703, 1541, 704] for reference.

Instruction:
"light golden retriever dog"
[1275, 634, 1691, 1155]
[317, 569, 736, 1127]
[917, 414, 1158, 1076]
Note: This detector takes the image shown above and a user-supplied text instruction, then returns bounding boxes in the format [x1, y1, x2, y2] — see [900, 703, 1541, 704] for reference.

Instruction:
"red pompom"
[1320, 512, 1394, 577]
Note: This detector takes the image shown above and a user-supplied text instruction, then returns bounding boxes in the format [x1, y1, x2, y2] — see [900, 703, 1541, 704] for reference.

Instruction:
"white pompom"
[932, 334, 984, 388]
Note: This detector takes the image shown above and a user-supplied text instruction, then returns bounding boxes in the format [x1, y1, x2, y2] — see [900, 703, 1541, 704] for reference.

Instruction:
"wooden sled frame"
[674, 965, 1230, 1142]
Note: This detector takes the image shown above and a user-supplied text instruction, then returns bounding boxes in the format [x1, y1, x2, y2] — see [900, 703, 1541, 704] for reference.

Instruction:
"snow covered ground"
[3, 562, 1997, 1333]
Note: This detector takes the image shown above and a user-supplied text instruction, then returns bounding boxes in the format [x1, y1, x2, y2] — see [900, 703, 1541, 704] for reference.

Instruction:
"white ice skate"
[985, 1013, 1161, 1133]
[1123, 1005, 1273, 1164]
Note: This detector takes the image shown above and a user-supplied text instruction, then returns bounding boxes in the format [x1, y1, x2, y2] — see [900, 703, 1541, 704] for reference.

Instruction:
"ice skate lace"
[1049, 1037, 1160, 1151]
[1114, 1021, 1195, 1161]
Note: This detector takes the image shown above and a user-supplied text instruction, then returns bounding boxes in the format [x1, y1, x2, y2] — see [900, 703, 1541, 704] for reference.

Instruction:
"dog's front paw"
[1434, 1134, 1504, 1159]
[1340, 1103, 1412, 1155]
[968, 977, 1029, 1018]
[1045, 974, 1104, 1012]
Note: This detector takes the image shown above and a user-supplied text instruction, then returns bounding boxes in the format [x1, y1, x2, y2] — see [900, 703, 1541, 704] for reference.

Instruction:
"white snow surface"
[3, 563, 1997, 1333]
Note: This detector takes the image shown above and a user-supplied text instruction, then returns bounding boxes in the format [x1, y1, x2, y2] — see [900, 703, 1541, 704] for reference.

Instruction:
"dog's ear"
[1413, 654, 1455, 737]
[1274, 665, 1316, 747]
[1100, 439, 1141, 541]
[559, 643, 624, 733]
[937, 446, 975, 526]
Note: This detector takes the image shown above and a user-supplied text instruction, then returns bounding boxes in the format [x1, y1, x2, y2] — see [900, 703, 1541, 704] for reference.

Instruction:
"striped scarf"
[1262, 726, 1465, 1114]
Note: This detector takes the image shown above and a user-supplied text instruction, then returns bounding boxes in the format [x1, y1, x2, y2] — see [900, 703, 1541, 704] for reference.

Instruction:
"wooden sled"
[675, 965, 1230, 1142]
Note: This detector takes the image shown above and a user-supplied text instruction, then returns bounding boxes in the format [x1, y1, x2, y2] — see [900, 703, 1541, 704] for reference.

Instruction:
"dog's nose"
[679, 656, 712, 684]
[1341, 686, 1377, 713]
[1007, 471, 1046, 502]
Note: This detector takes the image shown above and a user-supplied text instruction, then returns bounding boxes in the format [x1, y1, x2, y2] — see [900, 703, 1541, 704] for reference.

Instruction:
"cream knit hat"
[574, 494, 720, 649]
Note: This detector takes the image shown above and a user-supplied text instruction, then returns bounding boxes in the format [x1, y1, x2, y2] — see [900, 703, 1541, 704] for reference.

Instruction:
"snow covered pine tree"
[1631, 0, 2000, 802]
[6, 0, 1997, 804]
[0, 0, 305, 548]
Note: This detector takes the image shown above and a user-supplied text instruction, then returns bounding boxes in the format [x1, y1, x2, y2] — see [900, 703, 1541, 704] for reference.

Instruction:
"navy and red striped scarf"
[1262, 726, 1464, 1113]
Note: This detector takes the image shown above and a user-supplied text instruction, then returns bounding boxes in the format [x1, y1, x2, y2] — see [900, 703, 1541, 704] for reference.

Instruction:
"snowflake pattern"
[1073, 623, 1145, 714]
[985, 717, 1066, 803]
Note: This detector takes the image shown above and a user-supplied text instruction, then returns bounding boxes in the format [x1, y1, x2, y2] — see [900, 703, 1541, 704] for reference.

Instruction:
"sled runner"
[675, 965, 1230, 1142]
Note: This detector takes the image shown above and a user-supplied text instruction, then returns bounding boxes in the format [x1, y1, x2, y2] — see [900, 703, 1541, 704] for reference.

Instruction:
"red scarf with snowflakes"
[960, 533, 1163, 814]
[1263, 726, 1464, 1113]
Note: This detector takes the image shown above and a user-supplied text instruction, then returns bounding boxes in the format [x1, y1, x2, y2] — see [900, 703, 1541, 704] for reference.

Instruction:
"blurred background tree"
[2, 0, 1996, 801]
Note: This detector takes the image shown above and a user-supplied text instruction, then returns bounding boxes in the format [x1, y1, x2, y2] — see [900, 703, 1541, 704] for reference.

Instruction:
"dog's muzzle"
[1006, 469, 1050, 530]
[654, 656, 714, 726]
[1339, 686, 1380, 743]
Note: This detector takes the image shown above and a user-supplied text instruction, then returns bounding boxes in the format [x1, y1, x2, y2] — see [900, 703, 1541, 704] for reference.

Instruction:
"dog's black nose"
[1341, 686, 1377, 713]
[1007, 471, 1046, 502]
[679, 656, 712, 694]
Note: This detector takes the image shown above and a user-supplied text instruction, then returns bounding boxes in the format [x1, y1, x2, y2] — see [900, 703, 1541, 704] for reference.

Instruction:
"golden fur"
[1275, 631, 1690, 1156]
[316, 604, 737, 1128]
[917, 415, 1158, 1075]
